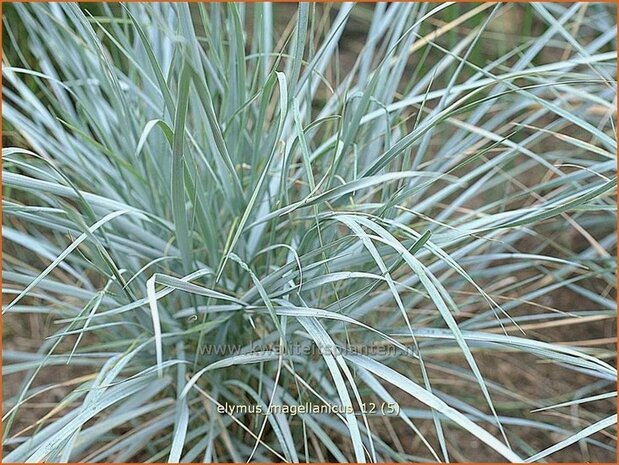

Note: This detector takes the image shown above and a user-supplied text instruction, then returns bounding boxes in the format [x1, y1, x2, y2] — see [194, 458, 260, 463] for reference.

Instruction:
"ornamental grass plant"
[1, 2, 617, 462]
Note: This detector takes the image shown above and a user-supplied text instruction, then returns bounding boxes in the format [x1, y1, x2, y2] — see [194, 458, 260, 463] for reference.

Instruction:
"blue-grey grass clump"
[2, 2, 617, 462]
